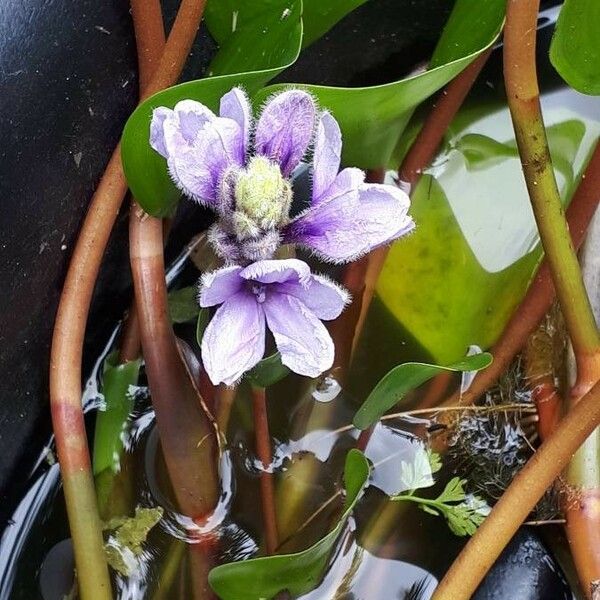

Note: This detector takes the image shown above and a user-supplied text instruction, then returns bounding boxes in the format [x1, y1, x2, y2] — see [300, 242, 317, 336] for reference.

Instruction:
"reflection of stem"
[252, 386, 279, 554]
[444, 140, 600, 408]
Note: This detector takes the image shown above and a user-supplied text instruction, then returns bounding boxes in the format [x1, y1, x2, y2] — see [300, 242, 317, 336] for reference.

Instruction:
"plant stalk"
[251, 386, 279, 554]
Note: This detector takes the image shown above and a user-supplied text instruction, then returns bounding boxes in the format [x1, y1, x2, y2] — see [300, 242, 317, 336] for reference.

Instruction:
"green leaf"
[93, 352, 142, 476]
[196, 307, 211, 346]
[121, 0, 303, 216]
[353, 353, 492, 430]
[122, 0, 504, 214]
[550, 0, 600, 95]
[258, 0, 505, 169]
[436, 477, 467, 504]
[167, 286, 200, 323]
[246, 352, 291, 388]
[208, 449, 370, 599]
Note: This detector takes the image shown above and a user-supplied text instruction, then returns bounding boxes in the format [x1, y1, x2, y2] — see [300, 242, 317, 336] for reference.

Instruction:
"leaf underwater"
[121, 0, 505, 216]
[208, 449, 370, 600]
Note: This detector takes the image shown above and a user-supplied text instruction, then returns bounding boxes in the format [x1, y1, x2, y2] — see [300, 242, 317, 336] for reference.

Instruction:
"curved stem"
[398, 49, 492, 186]
[251, 386, 279, 554]
[49, 1, 208, 595]
[432, 376, 600, 599]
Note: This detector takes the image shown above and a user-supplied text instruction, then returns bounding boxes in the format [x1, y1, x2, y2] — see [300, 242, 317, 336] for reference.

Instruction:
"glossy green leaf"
[209, 449, 370, 599]
[258, 0, 504, 169]
[167, 286, 200, 323]
[121, 0, 303, 216]
[353, 353, 492, 430]
[375, 96, 597, 373]
[93, 352, 142, 475]
[122, 0, 504, 214]
[550, 0, 600, 95]
[246, 352, 291, 388]
[196, 307, 211, 346]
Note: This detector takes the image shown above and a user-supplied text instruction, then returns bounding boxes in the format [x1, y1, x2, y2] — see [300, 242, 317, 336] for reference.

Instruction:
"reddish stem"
[251, 386, 279, 554]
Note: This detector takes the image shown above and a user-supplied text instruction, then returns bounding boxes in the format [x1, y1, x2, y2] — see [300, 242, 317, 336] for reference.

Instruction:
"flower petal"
[240, 258, 311, 285]
[263, 293, 334, 378]
[276, 274, 349, 320]
[166, 116, 244, 205]
[254, 90, 316, 177]
[201, 292, 266, 385]
[284, 182, 414, 263]
[172, 100, 216, 145]
[198, 265, 243, 307]
[149, 107, 172, 158]
[220, 88, 252, 159]
[312, 112, 342, 204]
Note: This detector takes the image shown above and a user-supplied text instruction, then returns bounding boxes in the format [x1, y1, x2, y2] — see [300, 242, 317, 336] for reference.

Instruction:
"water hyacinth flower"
[199, 259, 349, 385]
[150, 87, 414, 384]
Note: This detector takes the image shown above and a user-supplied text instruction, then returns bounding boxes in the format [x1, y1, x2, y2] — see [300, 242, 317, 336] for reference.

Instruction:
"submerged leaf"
[208, 449, 370, 599]
[93, 352, 141, 476]
[104, 506, 164, 576]
[353, 353, 492, 430]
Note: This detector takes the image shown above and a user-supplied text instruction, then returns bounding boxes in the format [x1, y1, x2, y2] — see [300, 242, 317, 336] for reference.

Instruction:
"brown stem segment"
[432, 376, 600, 599]
[398, 48, 492, 186]
[252, 386, 279, 554]
[443, 140, 600, 408]
[49, 1, 208, 595]
[130, 210, 218, 520]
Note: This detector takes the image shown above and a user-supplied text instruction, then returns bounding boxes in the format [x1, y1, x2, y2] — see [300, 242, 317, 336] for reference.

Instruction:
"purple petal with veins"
[284, 180, 414, 263]
[312, 112, 342, 204]
[201, 292, 266, 386]
[263, 293, 334, 378]
[254, 90, 316, 177]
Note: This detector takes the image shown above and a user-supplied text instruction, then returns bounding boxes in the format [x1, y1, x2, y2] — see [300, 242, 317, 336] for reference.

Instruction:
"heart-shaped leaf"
[208, 449, 370, 599]
[353, 353, 492, 430]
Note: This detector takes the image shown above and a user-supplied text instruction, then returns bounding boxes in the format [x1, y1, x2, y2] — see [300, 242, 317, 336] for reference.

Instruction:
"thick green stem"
[504, 0, 600, 367]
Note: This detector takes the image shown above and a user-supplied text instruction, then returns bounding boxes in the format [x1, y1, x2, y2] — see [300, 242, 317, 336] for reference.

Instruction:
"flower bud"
[234, 156, 292, 231]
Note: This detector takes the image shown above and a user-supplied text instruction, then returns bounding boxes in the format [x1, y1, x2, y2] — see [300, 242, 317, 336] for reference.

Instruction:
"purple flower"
[150, 87, 415, 384]
[150, 88, 414, 264]
[198, 259, 349, 385]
